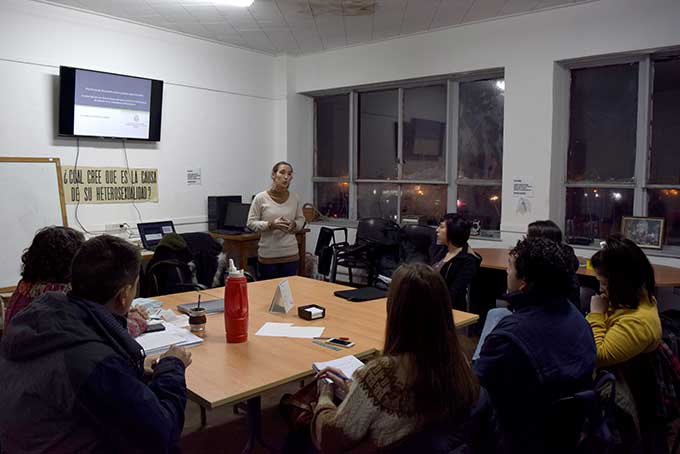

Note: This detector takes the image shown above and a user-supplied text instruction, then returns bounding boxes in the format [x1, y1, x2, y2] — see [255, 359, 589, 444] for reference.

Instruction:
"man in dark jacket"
[0, 235, 191, 454]
[473, 238, 596, 453]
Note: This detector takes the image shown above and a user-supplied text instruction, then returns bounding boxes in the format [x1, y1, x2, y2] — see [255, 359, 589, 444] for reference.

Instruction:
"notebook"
[135, 322, 203, 355]
[176, 298, 224, 315]
[312, 355, 365, 381]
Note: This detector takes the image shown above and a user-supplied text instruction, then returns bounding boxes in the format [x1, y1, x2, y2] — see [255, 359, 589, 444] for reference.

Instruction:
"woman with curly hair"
[4, 226, 148, 336]
[474, 237, 596, 453]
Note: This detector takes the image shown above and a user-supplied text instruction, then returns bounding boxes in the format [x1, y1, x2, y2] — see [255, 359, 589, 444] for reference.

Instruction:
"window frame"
[312, 71, 504, 230]
[562, 54, 680, 254]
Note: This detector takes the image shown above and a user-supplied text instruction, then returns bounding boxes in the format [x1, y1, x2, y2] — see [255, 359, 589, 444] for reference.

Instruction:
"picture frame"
[621, 216, 665, 249]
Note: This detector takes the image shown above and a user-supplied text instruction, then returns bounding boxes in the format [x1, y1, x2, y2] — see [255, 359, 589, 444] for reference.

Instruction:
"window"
[564, 55, 680, 251]
[314, 95, 349, 219]
[457, 79, 505, 234]
[313, 74, 504, 231]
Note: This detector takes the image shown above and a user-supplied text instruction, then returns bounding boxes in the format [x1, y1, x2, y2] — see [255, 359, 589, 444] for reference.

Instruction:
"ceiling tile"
[401, 0, 440, 34]
[430, 0, 475, 28]
[463, 0, 510, 22]
[46, 0, 601, 55]
[500, 0, 541, 14]
[344, 15, 373, 45]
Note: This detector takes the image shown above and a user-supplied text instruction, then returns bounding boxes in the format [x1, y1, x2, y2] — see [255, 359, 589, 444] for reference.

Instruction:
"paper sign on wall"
[269, 279, 294, 314]
[187, 168, 201, 186]
[512, 176, 535, 198]
[62, 166, 159, 204]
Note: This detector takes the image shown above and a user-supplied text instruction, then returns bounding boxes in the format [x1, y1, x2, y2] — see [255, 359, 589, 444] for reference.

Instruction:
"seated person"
[431, 214, 482, 310]
[526, 220, 581, 306]
[472, 219, 580, 360]
[4, 226, 148, 336]
[312, 263, 491, 453]
[474, 238, 596, 453]
[587, 235, 661, 368]
[0, 235, 191, 453]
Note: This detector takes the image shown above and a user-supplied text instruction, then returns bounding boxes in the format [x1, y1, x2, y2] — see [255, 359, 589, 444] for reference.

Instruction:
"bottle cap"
[228, 258, 244, 278]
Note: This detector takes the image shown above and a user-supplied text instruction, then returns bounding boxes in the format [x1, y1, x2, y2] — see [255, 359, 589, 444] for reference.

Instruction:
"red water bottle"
[224, 259, 249, 343]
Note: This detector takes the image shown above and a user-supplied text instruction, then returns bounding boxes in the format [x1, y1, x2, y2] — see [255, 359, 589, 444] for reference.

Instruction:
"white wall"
[0, 0, 280, 234]
[289, 0, 680, 269]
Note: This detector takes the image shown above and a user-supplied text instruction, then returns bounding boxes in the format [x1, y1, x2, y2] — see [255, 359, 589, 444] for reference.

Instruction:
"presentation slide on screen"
[73, 70, 152, 139]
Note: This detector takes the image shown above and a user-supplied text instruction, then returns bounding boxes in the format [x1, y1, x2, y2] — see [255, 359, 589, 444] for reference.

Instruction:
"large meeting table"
[154, 276, 478, 451]
[475, 247, 680, 287]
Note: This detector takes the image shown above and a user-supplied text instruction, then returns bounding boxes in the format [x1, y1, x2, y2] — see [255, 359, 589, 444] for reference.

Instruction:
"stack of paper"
[132, 298, 163, 317]
[255, 322, 325, 339]
[312, 355, 365, 381]
[135, 322, 203, 355]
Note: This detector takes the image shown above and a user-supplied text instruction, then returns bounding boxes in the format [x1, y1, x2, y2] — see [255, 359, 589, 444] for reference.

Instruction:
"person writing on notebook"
[312, 263, 491, 452]
[0, 235, 191, 453]
[247, 161, 305, 280]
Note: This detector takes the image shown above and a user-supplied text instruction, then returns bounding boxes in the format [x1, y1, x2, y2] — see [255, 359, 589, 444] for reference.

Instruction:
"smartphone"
[326, 338, 354, 348]
[144, 323, 166, 334]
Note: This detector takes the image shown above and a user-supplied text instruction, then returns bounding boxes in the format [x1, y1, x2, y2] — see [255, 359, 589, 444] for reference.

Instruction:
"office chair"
[399, 224, 436, 264]
[142, 260, 206, 297]
[333, 217, 400, 285]
[547, 371, 617, 452]
[313, 226, 348, 280]
[180, 232, 222, 288]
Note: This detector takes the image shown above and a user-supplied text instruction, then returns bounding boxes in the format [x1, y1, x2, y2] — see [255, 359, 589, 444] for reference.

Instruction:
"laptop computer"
[137, 221, 176, 251]
[214, 202, 250, 235]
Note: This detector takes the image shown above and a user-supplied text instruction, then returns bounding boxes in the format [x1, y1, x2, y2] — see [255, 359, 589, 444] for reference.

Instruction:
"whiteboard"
[0, 158, 67, 290]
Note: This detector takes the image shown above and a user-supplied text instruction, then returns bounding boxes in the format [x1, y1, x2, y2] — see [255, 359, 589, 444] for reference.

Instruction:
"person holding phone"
[247, 161, 305, 280]
[311, 263, 490, 452]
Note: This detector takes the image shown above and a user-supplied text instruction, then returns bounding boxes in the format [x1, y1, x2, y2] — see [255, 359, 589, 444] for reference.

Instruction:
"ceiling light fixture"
[214, 0, 254, 7]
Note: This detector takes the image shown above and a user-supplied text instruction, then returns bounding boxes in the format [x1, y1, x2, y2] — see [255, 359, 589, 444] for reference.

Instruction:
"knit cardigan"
[312, 356, 424, 453]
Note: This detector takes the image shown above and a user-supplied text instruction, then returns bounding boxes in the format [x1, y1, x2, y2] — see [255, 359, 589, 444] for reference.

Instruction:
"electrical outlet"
[104, 223, 126, 232]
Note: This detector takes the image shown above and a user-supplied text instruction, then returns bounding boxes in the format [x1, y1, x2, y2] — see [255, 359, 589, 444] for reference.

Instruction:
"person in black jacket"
[0, 235, 191, 454]
[473, 238, 596, 453]
[431, 213, 482, 310]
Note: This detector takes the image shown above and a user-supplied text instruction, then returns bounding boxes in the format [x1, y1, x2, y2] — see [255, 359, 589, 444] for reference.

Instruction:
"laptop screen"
[223, 203, 250, 229]
[137, 221, 176, 250]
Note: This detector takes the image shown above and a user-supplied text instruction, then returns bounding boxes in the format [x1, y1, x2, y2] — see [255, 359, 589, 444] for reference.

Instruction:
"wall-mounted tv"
[59, 66, 163, 141]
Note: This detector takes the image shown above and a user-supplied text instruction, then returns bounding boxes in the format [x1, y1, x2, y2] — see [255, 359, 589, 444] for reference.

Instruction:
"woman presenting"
[247, 161, 305, 280]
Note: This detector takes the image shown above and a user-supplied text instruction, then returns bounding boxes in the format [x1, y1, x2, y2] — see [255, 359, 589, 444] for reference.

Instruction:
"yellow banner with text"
[62, 166, 159, 204]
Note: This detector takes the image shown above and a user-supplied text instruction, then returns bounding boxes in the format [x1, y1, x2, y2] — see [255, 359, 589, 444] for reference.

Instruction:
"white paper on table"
[159, 309, 189, 328]
[255, 322, 324, 338]
[255, 322, 294, 337]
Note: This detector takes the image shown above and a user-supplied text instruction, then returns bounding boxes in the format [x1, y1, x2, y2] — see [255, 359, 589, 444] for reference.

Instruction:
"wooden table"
[210, 230, 309, 276]
[156, 276, 477, 451]
[475, 247, 680, 287]
[157, 276, 478, 411]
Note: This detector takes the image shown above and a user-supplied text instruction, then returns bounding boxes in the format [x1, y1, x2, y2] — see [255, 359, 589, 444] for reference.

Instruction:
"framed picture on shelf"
[621, 216, 665, 249]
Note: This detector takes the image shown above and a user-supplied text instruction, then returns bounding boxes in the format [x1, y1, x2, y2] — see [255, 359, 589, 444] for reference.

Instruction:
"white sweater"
[247, 191, 305, 261]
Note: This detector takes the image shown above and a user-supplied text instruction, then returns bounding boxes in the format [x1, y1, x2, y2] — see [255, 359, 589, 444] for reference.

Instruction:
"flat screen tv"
[59, 66, 163, 141]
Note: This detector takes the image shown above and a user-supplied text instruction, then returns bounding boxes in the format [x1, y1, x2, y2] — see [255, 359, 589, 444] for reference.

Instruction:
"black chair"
[141, 259, 206, 297]
[333, 218, 400, 285]
[313, 226, 348, 279]
[400, 224, 436, 264]
[180, 232, 222, 288]
[547, 371, 617, 453]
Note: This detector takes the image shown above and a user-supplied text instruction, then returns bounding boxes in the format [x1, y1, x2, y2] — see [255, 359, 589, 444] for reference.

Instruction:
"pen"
[313, 337, 349, 340]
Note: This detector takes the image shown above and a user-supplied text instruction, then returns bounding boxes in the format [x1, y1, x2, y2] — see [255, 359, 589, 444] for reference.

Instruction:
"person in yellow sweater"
[586, 235, 662, 368]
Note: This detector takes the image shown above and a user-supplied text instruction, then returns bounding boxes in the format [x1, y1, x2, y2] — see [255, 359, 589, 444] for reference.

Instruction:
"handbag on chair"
[279, 381, 318, 432]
